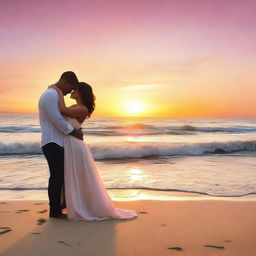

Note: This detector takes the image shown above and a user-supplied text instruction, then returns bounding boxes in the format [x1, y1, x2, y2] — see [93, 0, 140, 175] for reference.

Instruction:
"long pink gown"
[63, 117, 138, 221]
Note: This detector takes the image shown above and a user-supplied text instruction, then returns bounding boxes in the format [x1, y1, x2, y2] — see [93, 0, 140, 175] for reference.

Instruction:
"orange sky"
[1, 0, 256, 117]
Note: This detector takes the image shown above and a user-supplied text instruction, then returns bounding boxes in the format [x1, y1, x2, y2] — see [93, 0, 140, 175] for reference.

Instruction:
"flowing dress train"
[64, 117, 138, 221]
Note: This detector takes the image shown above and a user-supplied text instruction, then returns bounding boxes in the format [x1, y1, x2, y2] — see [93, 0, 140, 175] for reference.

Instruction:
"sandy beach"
[1, 190, 256, 256]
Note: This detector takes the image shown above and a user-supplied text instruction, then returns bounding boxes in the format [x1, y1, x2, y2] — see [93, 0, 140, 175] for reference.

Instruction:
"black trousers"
[42, 142, 65, 216]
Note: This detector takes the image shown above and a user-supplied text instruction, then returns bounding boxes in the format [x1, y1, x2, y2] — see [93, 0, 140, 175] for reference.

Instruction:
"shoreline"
[1, 188, 256, 202]
[1, 190, 256, 255]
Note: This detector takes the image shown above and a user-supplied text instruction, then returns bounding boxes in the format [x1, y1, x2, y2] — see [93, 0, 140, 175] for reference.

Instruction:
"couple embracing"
[38, 71, 137, 221]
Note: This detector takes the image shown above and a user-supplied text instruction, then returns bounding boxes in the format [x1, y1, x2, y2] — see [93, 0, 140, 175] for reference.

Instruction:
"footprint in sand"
[0, 227, 12, 235]
[37, 210, 47, 214]
[205, 244, 225, 250]
[167, 246, 183, 251]
[139, 211, 148, 214]
[223, 240, 232, 243]
[57, 241, 72, 247]
[33, 203, 45, 205]
[37, 218, 47, 225]
[16, 209, 30, 214]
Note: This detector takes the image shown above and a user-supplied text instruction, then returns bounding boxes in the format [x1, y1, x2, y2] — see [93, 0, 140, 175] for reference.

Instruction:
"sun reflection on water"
[128, 168, 144, 182]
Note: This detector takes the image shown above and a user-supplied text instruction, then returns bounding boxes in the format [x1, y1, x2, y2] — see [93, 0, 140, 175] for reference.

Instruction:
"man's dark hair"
[60, 71, 78, 86]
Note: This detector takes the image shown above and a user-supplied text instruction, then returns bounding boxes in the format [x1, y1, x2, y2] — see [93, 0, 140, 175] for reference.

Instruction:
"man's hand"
[69, 128, 84, 140]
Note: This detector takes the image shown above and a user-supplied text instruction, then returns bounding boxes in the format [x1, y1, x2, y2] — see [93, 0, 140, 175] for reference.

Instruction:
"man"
[38, 71, 83, 218]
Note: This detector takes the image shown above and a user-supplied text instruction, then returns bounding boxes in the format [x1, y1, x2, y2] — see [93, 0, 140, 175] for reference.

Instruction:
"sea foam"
[1, 140, 256, 159]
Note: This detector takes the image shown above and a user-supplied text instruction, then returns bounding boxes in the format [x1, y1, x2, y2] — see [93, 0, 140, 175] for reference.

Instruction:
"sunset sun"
[124, 101, 145, 115]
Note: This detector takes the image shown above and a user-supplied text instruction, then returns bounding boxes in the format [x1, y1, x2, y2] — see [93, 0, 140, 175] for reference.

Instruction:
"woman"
[49, 82, 137, 221]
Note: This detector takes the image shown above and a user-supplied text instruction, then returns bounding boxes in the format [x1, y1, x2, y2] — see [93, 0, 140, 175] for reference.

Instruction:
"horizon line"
[0, 111, 255, 119]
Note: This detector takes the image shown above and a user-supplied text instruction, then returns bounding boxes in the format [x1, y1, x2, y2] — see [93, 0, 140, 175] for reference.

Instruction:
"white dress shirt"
[38, 88, 74, 147]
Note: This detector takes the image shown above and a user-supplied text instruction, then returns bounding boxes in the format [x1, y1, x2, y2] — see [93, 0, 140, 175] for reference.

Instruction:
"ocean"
[0, 113, 256, 200]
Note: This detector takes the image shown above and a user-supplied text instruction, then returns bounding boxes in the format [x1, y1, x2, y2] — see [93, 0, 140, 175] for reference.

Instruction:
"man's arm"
[69, 128, 84, 140]
[42, 90, 83, 140]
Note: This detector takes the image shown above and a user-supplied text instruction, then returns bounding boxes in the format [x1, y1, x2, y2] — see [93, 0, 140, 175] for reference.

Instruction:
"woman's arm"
[48, 85, 88, 119]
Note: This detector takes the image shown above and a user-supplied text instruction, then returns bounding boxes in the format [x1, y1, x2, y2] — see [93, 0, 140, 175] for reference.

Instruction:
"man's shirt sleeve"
[42, 90, 74, 135]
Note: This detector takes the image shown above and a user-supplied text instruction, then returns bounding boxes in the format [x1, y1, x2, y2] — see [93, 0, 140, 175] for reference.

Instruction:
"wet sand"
[1, 191, 256, 256]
